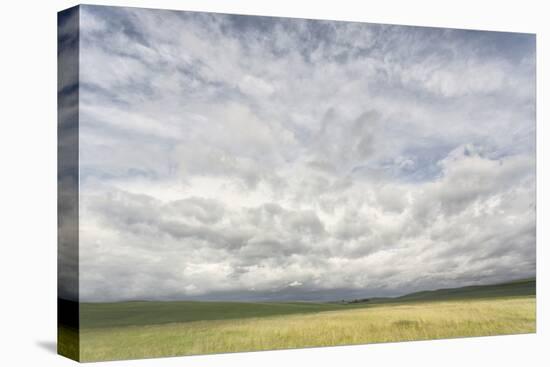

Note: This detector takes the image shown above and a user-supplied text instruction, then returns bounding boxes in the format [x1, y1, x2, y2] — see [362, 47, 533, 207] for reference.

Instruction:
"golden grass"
[79, 296, 535, 362]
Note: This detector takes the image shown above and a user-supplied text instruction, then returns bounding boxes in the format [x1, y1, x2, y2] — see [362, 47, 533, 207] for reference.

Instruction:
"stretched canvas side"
[57, 5, 80, 362]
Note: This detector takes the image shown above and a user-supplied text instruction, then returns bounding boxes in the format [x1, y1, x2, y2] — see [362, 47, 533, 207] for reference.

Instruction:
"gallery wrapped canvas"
[58, 5, 536, 362]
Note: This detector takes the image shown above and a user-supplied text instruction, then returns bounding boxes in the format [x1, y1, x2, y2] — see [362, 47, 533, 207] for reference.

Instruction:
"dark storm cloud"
[76, 5, 536, 301]
[58, 6, 80, 301]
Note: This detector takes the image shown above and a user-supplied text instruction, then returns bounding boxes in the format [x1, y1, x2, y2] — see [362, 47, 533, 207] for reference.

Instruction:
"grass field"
[60, 279, 536, 362]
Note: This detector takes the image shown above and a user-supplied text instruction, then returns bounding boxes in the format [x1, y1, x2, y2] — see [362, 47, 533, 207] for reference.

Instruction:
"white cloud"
[73, 6, 536, 301]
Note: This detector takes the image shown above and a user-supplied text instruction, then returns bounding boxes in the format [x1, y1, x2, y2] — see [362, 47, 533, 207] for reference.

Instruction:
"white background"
[0, 0, 547, 366]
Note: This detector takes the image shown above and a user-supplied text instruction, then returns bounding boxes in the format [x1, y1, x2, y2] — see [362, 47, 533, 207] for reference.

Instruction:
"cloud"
[72, 5, 536, 302]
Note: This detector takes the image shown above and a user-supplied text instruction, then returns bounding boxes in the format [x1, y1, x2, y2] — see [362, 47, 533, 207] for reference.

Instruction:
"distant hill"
[347, 278, 536, 305]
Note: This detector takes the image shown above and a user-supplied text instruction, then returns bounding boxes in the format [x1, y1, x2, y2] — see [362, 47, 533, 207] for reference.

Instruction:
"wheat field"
[77, 296, 535, 362]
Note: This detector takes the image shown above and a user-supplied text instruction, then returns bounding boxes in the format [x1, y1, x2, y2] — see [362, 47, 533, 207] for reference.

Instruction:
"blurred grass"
[78, 296, 535, 362]
[57, 326, 79, 361]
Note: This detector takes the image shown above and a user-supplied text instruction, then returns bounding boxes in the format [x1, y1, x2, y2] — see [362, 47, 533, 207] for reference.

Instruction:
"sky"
[73, 5, 535, 302]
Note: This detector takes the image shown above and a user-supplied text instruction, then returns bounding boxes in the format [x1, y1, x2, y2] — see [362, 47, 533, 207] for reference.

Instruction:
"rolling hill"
[73, 278, 536, 329]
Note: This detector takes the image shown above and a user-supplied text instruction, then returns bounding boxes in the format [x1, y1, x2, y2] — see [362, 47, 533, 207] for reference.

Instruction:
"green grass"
[79, 300, 366, 329]
[382, 278, 536, 303]
[78, 296, 535, 362]
[60, 279, 536, 361]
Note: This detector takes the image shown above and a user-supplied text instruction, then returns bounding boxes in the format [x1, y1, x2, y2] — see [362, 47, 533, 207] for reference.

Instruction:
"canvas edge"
[58, 4, 81, 362]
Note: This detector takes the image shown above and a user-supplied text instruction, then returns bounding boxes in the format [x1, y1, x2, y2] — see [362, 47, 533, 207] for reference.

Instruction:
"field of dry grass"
[77, 296, 535, 362]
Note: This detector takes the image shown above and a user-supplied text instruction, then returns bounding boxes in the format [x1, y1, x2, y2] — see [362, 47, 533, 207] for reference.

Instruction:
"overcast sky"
[75, 5, 536, 302]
